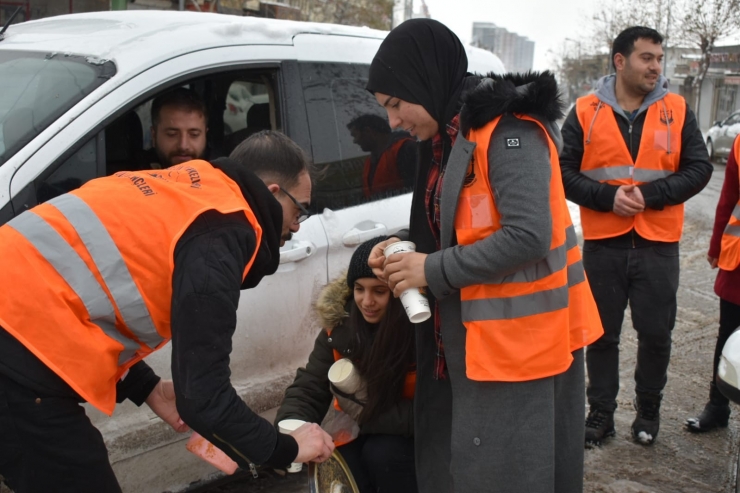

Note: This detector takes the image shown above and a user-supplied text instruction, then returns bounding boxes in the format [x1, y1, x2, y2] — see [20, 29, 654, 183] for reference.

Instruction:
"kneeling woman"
[275, 236, 417, 493]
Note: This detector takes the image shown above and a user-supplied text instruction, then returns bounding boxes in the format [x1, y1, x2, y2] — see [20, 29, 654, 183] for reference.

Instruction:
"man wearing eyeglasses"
[0, 131, 331, 493]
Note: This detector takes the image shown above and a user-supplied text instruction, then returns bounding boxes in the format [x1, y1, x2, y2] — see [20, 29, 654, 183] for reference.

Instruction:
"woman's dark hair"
[347, 291, 415, 424]
[611, 26, 663, 71]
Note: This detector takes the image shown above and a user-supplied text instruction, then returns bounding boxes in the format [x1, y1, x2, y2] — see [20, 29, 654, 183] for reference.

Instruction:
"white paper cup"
[328, 358, 362, 394]
[383, 240, 416, 256]
[383, 241, 432, 323]
[278, 419, 306, 473]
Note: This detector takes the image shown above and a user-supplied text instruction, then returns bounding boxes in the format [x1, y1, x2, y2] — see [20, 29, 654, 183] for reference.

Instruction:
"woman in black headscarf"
[366, 19, 602, 493]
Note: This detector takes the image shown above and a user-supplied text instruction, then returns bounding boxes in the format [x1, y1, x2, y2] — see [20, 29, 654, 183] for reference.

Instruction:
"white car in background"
[706, 109, 740, 162]
[0, 11, 505, 493]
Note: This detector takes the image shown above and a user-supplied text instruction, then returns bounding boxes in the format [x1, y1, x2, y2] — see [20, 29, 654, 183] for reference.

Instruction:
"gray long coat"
[406, 73, 586, 493]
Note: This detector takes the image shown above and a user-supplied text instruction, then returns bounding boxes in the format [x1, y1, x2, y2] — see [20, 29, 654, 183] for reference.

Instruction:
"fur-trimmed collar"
[460, 71, 564, 134]
[315, 272, 351, 331]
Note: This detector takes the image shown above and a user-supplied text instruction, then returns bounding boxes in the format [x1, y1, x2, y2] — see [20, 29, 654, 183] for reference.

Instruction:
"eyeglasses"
[280, 186, 312, 224]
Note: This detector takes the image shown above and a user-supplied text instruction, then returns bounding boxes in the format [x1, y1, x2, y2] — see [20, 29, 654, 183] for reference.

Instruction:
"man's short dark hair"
[347, 114, 391, 134]
[151, 87, 208, 127]
[611, 26, 664, 71]
[229, 130, 312, 190]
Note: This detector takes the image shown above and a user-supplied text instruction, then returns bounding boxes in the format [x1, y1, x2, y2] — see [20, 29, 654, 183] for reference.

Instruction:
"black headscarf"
[367, 19, 468, 136]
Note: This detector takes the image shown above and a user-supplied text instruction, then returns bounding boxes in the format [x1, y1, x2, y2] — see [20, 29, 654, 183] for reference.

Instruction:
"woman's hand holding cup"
[367, 237, 401, 281]
[384, 250, 428, 296]
[382, 242, 431, 323]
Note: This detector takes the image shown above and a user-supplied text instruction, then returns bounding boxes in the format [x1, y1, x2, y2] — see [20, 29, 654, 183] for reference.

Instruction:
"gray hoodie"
[594, 73, 669, 119]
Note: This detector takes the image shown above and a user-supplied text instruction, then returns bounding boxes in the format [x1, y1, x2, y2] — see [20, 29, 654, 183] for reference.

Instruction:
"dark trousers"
[337, 434, 418, 493]
[708, 298, 740, 405]
[0, 372, 121, 493]
[583, 242, 680, 412]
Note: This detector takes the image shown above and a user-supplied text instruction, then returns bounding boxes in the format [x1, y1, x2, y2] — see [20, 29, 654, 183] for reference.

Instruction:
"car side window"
[36, 134, 102, 204]
[222, 77, 274, 156]
[12, 68, 282, 214]
[102, 70, 279, 175]
[299, 62, 417, 212]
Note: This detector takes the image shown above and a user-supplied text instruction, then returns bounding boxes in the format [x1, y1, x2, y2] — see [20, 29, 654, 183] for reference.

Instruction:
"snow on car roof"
[0, 10, 386, 68]
[0, 10, 505, 75]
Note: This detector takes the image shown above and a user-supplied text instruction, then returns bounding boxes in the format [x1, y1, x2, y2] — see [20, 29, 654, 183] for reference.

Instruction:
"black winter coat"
[274, 275, 414, 438]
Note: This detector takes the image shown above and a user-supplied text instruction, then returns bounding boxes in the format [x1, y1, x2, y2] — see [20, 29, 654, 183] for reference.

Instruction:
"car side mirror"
[713, 120, 723, 127]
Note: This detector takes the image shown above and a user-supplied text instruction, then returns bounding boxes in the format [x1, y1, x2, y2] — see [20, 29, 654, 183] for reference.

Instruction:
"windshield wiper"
[0, 7, 22, 42]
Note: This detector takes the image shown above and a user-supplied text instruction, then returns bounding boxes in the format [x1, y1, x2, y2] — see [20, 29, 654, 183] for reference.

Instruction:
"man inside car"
[147, 87, 209, 169]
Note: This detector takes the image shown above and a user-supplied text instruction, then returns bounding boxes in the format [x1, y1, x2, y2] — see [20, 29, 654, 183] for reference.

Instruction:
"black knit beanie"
[347, 236, 387, 289]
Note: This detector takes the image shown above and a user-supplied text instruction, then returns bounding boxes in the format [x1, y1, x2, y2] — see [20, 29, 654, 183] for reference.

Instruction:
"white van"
[0, 11, 504, 492]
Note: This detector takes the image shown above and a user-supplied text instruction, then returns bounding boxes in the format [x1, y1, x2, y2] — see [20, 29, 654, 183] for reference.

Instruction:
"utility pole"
[663, 0, 672, 73]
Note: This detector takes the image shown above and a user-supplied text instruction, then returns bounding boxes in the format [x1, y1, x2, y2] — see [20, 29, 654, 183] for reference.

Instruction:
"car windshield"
[0, 50, 115, 166]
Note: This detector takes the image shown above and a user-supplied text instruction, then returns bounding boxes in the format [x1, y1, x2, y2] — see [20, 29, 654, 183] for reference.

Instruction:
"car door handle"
[279, 240, 315, 264]
[342, 221, 388, 247]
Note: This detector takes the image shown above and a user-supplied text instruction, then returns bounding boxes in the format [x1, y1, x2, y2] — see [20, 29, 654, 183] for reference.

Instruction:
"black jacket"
[559, 76, 712, 246]
[0, 158, 297, 469]
[274, 274, 414, 438]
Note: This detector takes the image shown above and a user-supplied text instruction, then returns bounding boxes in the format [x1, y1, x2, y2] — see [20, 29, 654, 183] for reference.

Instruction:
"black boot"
[585, 407, 615, 448]
[632, 392, 662, 445]
[686, 383, 730, 432]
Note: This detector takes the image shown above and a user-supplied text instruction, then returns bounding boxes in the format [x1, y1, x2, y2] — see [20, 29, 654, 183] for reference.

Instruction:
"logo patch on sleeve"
[505, 137, 521, 149]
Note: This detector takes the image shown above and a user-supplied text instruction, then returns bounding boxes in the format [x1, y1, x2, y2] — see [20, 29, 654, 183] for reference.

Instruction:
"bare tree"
[292, 0, 394, 30]
[676, 0, 740, 119]
[588, 0, 676, 56]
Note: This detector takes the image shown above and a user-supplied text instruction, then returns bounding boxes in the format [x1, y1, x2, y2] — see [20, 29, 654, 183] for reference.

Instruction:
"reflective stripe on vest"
[580, 166, 674, 182]
[8, 194, 163, 364]
[455, 113, 603, 382]
[719, 136, 740, 271]
[462, 225, 582, 321]
[576, 93, 685, 241]
[8, 210, 141, 365]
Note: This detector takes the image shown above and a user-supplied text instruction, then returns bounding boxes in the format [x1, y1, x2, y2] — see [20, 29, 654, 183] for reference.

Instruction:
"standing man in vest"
[560, 26, 713, 447]
[686, 134, 740, 432]
[0, 131, 334, 493]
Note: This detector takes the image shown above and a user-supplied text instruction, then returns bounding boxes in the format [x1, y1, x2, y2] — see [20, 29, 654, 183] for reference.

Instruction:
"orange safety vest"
[719, 136, 740, 271]
[455, 114, 603, 382]
[0, 160, 262, 414]
[362, 138, 411, 198]
[576, 93, 685, 241]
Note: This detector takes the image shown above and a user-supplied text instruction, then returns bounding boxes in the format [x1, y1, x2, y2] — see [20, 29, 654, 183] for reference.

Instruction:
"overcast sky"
[417, 0, 596, 71]
[416, 0, 740, 72]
